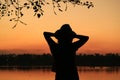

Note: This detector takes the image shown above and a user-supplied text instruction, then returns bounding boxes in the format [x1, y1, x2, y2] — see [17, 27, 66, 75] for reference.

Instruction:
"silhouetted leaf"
[35, 1, 38, 5]
[15, 11, 18, 16]
[87, 5, 91, 9]
[10, 19, 12, 21]
[16, 8, 19, 10]
[31, 2, 34, 5]
[20, 12, 23, 17]
[8, 14, 10, 16]
[24, 3, 28, 6]
[33, 6, 37, 10]
[41, 13, 43, 15]
[27, 6, 30, 9]
[34, 9, 38, 12]
[59, 9, 63, 12]
[37, 13, 41, 18]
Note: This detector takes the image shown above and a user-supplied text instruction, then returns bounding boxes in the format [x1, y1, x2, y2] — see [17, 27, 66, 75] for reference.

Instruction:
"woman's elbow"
[43, 32, 49, 37]
[43, 32, 47, 35]
[83, 36, 89, 42]
[43, 32, 48, 38]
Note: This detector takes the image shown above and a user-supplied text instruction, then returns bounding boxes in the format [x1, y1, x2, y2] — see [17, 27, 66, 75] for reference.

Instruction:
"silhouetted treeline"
[76, 53, 120, 66]
[0, 54, 52, 67]
[0, 53, 120, 67]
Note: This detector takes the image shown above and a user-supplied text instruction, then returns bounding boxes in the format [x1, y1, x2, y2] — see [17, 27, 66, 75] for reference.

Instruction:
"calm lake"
[0, 67, 120, 80]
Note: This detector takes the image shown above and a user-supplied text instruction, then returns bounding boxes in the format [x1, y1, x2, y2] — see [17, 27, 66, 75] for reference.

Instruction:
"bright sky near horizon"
[0, 0, 120, 54]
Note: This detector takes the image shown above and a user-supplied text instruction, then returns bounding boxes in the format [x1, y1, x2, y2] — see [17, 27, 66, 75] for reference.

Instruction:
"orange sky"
[0, 0, 120, 54]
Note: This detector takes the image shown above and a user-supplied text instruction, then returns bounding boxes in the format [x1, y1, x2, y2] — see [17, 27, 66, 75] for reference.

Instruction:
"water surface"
[0, 67, 120, 80]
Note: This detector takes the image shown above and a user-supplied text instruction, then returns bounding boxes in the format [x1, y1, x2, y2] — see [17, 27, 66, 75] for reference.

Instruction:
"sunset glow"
[0, 0, 120, 54]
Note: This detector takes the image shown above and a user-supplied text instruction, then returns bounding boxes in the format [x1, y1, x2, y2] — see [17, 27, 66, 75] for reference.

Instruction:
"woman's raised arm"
[73, 34, 89, 50]
[43, 32, 56, 47]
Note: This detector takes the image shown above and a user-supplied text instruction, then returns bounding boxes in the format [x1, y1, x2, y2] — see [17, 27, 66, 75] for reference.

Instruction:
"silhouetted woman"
[43, 24, 89, 80]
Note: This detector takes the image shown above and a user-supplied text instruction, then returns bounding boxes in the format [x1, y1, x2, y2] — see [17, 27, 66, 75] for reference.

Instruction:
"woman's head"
[55, 24, 76, 43]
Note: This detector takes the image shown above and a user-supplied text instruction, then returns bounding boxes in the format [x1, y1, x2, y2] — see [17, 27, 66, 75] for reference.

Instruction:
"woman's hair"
[55, 24, 76, 40]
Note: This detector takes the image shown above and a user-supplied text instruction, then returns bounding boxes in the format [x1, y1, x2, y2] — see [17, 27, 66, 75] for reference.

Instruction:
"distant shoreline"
[0, 53, 120, 67]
